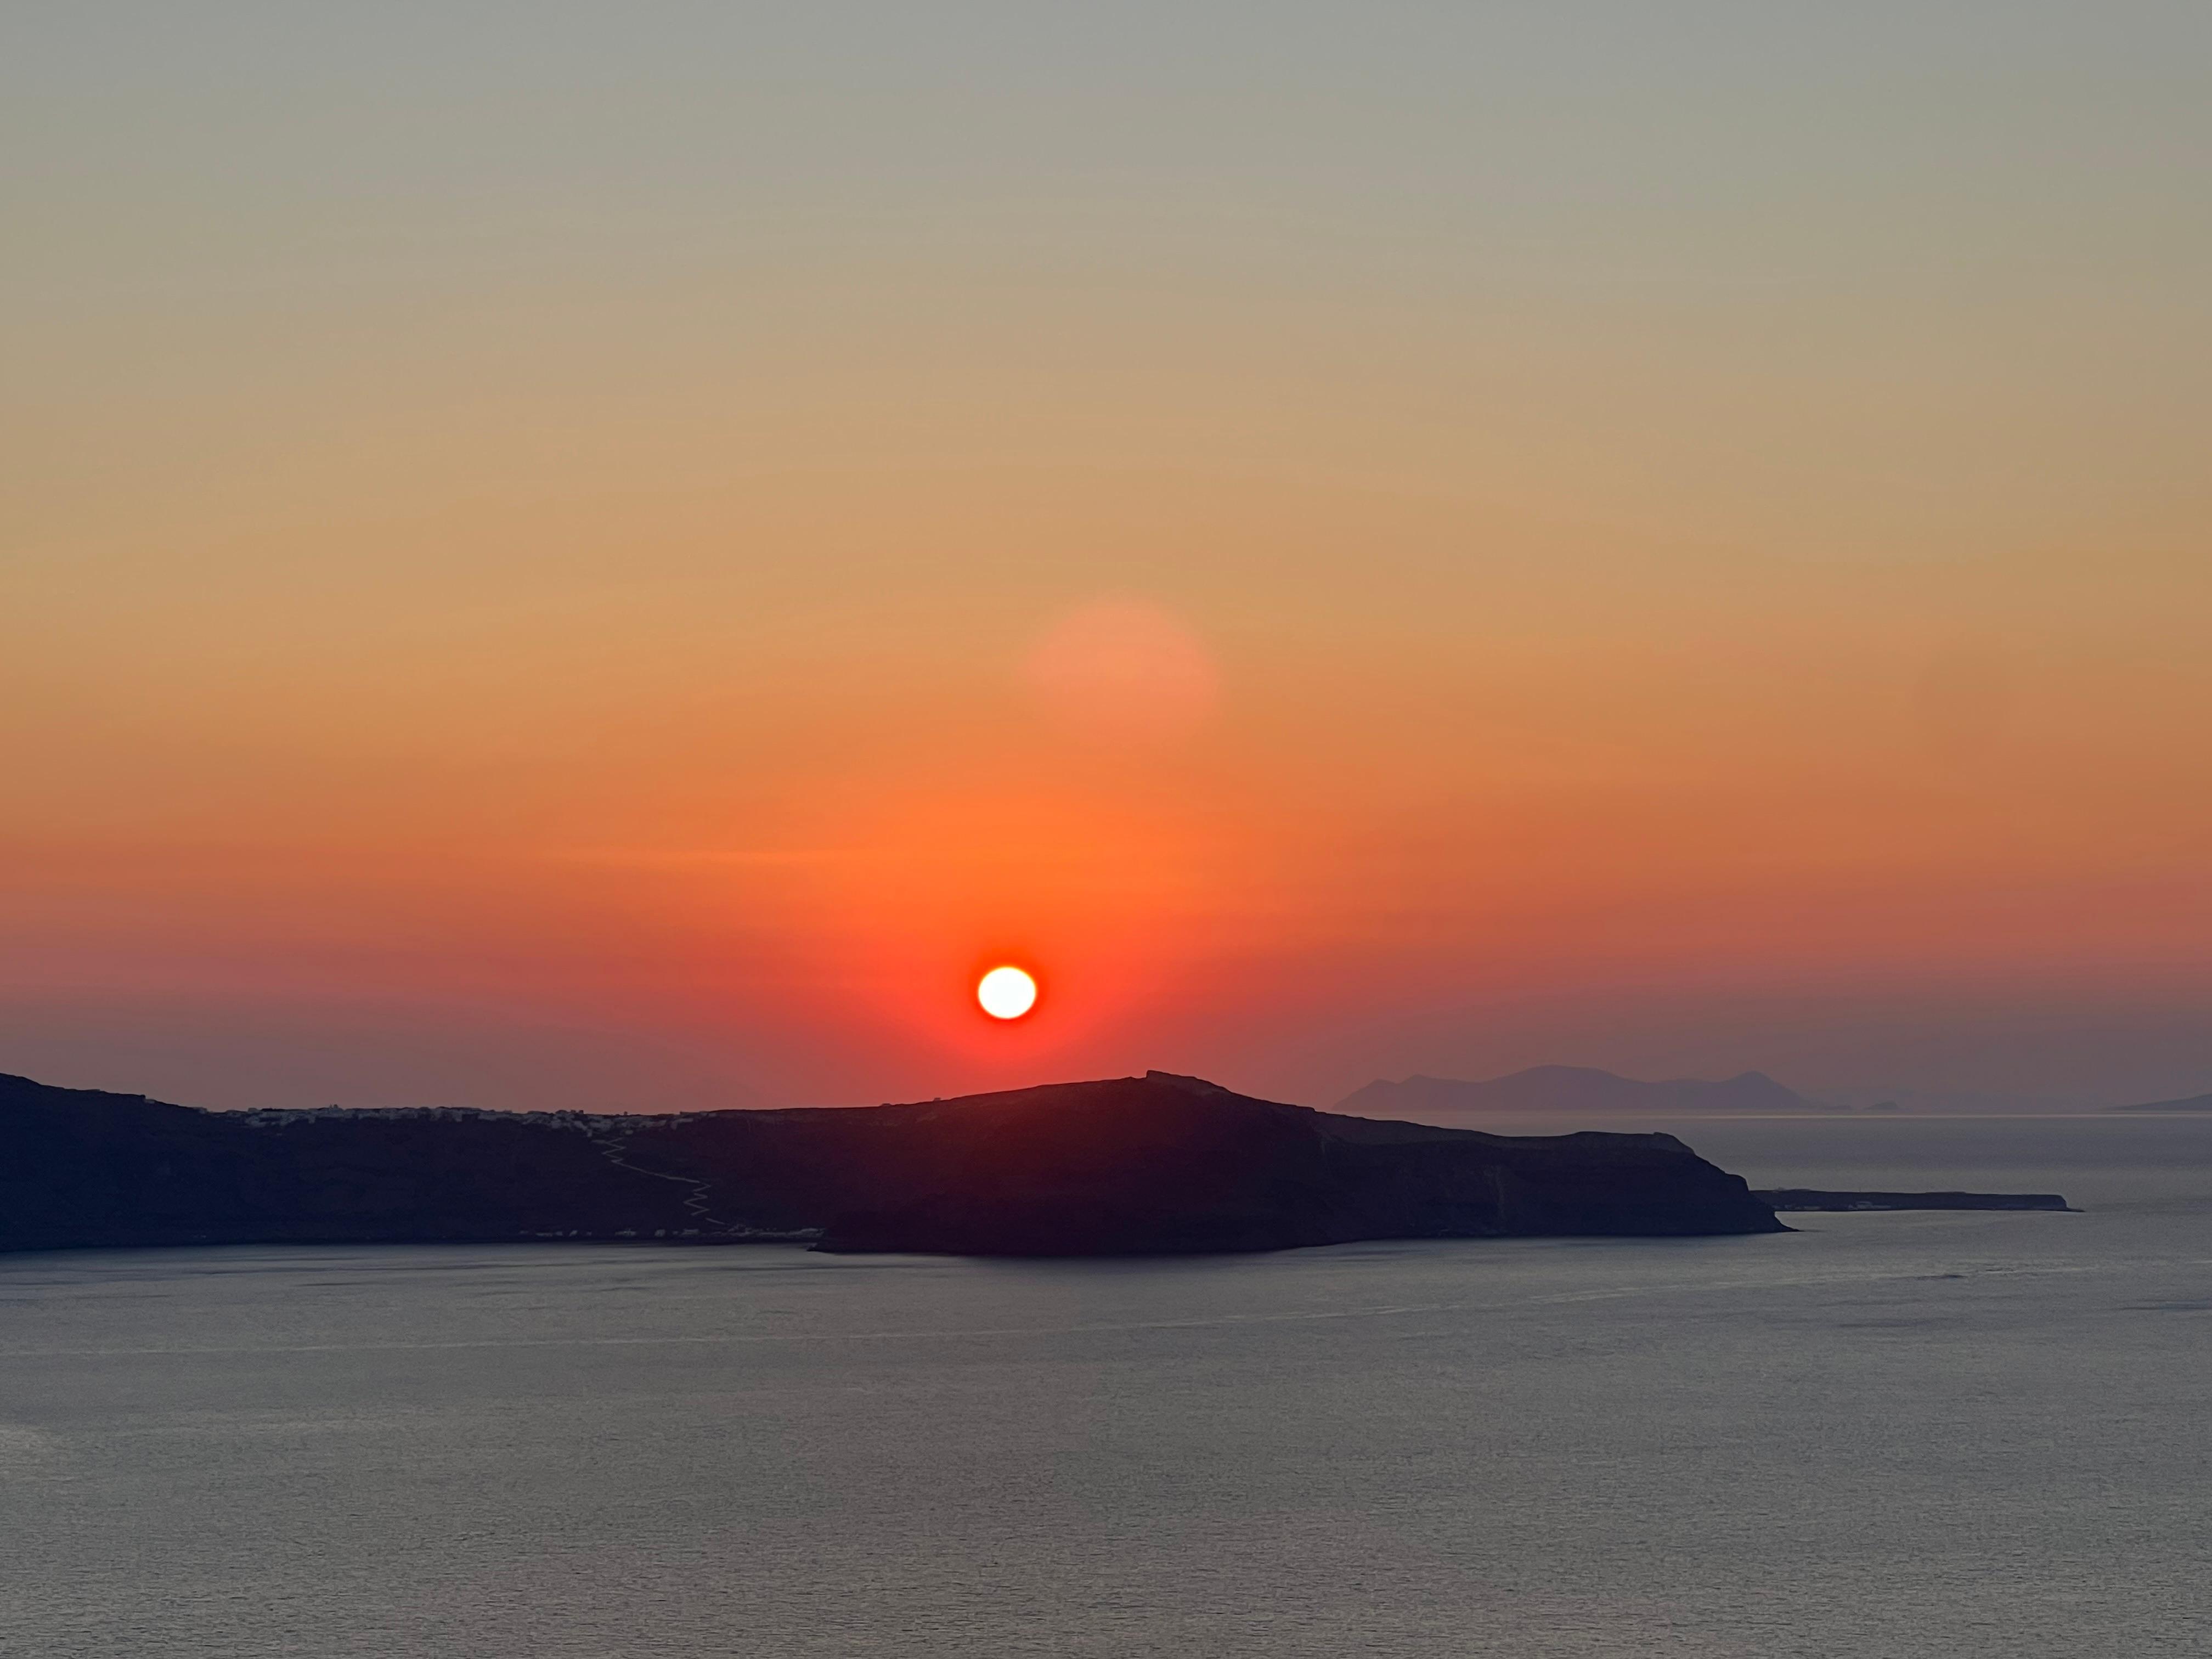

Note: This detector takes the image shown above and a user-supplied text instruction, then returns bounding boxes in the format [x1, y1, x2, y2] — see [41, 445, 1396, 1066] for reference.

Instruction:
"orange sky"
[5, 5, 2209, 1110]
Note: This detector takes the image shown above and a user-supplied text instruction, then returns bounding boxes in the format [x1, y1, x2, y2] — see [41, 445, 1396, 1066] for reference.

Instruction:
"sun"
[976, 965, 1038, 1020]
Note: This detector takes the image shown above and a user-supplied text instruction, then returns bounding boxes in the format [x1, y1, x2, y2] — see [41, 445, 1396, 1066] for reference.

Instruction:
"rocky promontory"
[1754, 1189, 2073, 1212]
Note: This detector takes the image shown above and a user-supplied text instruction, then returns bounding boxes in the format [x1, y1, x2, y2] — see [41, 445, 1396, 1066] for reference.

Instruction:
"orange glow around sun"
[976, 966, 1039, 1020]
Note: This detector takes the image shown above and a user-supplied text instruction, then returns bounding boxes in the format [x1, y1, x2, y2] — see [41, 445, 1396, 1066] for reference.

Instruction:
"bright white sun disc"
[977, 966, 1037, 1020]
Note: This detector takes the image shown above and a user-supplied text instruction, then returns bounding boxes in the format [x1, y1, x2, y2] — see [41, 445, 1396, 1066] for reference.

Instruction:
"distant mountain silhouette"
[2104, 1090, 2212, 1113]
[0, 1068, 1783, 1257]
[1336, 1065, 1832, 1118]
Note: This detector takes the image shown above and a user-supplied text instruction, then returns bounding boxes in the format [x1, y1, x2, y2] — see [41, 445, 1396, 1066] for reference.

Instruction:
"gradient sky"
[6, 3, 2210, 1112]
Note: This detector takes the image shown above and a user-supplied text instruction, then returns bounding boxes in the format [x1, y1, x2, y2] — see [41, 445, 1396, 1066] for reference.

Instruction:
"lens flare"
[1019, 598, 1219, 745]
[976, 966, 1038, 1020]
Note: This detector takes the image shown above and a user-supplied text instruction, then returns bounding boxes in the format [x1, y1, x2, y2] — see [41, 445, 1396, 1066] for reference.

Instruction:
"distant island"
[1756, 1189, 2073, 1213]
[0, 1068, 1787, 1256]
[2104, 1091, 2212, 1113]
[1338, 1065, 1842, 1118]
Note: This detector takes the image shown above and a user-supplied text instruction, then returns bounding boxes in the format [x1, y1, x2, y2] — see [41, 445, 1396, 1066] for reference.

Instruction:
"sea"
[2, 1113, 2206, 1658]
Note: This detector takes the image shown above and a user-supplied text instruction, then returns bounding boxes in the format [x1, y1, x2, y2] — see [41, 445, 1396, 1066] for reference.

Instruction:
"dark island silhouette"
[1337, 1065, 1841, 1118]
[3, 1068, 1790, 1255]
[0, 1068, 2073, 1256]
[2104, 1090, 2212, 1113]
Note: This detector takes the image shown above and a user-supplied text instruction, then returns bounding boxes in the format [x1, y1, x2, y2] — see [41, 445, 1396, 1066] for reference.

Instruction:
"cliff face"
[0, 1074, 704, 1251]
[0, 1069, 1784, 1257]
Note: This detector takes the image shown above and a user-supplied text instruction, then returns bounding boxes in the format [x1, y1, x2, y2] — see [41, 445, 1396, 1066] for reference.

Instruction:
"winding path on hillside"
[583, 1123, 739, 1234]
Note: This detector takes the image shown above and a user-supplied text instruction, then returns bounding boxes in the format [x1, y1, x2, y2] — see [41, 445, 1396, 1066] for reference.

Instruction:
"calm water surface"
[3, 1116, 2208, 1657]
